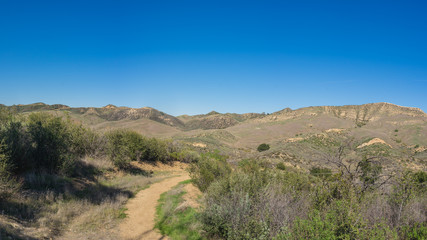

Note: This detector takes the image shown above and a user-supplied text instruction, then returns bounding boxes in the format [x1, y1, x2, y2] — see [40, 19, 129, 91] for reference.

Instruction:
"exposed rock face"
[270, 102, 427, 124]
[357, 138, 392, 149]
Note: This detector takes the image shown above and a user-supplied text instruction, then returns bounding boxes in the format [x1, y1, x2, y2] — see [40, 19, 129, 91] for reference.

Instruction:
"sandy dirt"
[119, 172, 190, 240]
[357, 137, 392, 149]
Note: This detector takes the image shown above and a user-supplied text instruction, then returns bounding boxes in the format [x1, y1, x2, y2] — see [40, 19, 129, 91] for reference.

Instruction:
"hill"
[2, 102, 427, 171]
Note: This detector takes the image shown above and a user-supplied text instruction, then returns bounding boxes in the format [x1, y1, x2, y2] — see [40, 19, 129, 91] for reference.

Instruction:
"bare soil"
[119, 172, 190, 240]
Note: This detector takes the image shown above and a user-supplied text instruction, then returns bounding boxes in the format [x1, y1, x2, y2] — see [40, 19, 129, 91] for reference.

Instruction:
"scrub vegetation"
[1, 103, 427, 240]
[188, 150, 426, 239]
[0, 108, 196, 239]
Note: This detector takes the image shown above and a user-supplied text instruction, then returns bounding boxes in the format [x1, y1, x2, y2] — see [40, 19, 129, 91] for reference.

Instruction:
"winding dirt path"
[119, 172, 190, 240]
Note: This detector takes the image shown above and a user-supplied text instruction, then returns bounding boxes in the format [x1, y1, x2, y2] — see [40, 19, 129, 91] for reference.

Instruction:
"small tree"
[257, 143, 270, 152]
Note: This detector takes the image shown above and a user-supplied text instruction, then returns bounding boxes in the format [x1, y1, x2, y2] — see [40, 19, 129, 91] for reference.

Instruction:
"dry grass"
[0, 158, 163, 240]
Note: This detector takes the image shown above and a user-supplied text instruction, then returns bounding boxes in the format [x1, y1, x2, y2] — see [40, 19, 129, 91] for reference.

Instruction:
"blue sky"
[0, 0, 426, 115]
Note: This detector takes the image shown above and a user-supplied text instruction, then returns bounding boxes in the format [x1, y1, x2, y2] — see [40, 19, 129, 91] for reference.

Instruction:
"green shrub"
[169, 150, 200, 163]
[0, 111, 104, 175]
[400, 223, 427, 240]
[289, 211, 336, 240]
[144, 138, 170, 162]
[105, 129, 181, 167]
[310, 167, 332, 179]
[358, 159, 382, 191]
[68, 124, 105, 157]
[276, 162, 286, 171]
[0, 143, 11, 178]
[0, 114, 31, 173]
[189, 152, 231, 192]
[105, 129, 141, 168]
[27, 113, 78, 174]
[257, 143, 270, 152]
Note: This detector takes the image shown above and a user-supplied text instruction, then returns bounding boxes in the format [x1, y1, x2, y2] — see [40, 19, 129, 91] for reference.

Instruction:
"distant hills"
[4, 102, 425, 131]
[2, 102, 426, 171]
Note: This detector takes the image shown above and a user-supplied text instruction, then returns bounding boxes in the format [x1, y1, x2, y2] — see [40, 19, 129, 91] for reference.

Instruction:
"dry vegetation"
[0, 108, 196, 239]
[1, 102, 427, 239]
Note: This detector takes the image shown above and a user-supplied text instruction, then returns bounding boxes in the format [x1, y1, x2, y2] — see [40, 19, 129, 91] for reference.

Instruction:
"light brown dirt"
[182, 183, 202, 209]
[119, 172, 190, 240]
[357, 138, 392, 149]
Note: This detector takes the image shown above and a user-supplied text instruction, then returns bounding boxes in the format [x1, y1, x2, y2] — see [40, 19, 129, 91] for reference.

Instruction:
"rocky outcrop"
[269, 102, 426, 124]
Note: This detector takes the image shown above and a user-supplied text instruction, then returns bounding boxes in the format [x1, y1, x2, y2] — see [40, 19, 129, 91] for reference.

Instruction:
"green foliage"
[290, 210, 336, 240]
[400, 223, 427, 240]
[358, 159, 382, 191]
[257, 143, 270, 152]
[105, 130, 178, 168]
[155, 182, 203, 240]
[117, 207, 128, 219]
[0, 142, 12, 181]
[169, 150, 200, 163]
[27, 113, 78, 174]
[276, 162, 286, 171]
[0, 113, 31, 173]
[68, 124, 105, 157]
[196, 147, 426, 240]
[303, 134, 341, 151]
[310, 167, 332, 179]
[356, 120, 367, 127]
[189, 152, 231, 192]
[105, 130, 142, 168]
[394, 129, 399, 132]
[0, 142, 20, 200]
[412, 171, 427, 185]
[0, 111, 107, 177]
[144, 137, 170, 163]
[198, 159, 314, 239]
[358, 143, 391, 157]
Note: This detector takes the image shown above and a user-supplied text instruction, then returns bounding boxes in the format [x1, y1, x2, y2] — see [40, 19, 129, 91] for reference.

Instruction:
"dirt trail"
[119, 172, 190, 240]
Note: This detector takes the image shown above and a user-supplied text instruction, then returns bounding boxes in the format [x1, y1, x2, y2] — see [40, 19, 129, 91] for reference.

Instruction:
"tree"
[257, 143, 270, 152]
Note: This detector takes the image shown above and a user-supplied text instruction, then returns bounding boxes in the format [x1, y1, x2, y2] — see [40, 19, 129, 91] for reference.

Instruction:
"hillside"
[3, 102, 427, 170]
[1, 101, 426, 239]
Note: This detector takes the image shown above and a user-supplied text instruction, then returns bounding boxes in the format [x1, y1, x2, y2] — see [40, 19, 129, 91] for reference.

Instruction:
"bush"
[144, 138, 170, 162]
[276, 162, 286, 171]
[169, 149, 200, 163]
[105, 129, 178, 168]
[26, 113, 78, 174]
[400, 223, 427, 240]
[257, 143, 270, 152]
[68, 124, 105, 157]
[105, 130, 141, 169]
[200, 159, 313, 239]
[189, 152, 231, 192]
[0, 113, 31, 173]
[310, 167, 332, 179]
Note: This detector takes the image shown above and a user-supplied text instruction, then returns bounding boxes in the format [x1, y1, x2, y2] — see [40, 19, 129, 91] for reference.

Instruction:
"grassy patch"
[155, 181, 204, 240]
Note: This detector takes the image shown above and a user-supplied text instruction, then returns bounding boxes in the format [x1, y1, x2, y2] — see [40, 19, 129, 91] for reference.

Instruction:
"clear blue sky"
[1, 0, 426, 116]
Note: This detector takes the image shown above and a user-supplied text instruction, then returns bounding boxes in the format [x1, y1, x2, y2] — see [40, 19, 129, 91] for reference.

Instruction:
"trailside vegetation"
[0, 108, 198, 239]
[189, 150, 427, 240]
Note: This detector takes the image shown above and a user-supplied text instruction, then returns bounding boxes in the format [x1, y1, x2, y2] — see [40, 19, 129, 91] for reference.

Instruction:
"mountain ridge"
[2, 102, 426, 131]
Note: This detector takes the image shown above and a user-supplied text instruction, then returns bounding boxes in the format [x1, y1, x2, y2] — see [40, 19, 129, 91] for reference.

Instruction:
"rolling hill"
[3, 102, 427, 171]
